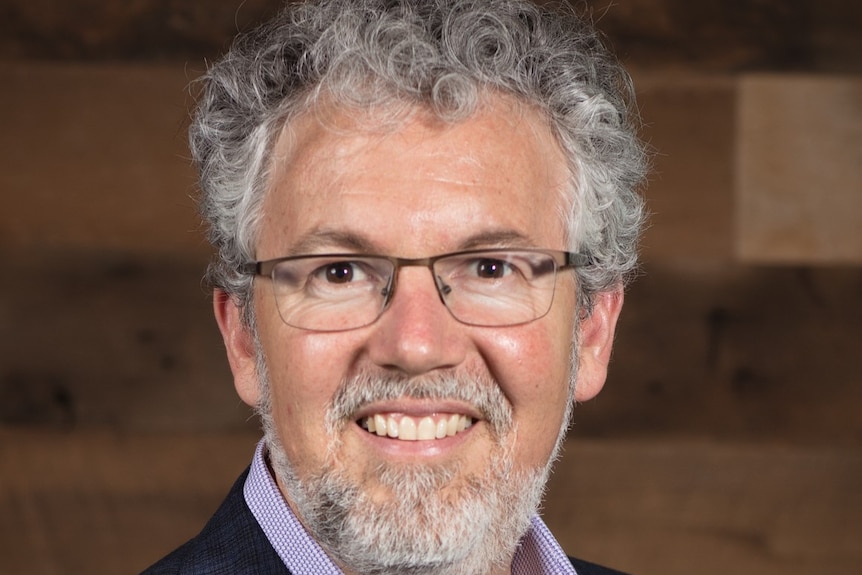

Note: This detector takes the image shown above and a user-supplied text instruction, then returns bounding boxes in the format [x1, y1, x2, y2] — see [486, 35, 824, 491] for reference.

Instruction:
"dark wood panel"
[0, 0, 283, 61]
[587, 0, 862, 72]
[0, 250, 255, 432]
[576, 263, 862, 445]
[0, 64, 203, 255]
[1, 0, 860, 72]
[634, 75, 735, 260]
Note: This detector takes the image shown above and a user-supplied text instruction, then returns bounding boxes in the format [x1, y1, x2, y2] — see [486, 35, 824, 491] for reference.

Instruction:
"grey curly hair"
[190, 0, 647, 319]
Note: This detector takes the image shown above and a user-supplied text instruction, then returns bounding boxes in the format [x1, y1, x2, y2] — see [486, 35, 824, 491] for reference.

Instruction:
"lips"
[359, 412, 474, 441]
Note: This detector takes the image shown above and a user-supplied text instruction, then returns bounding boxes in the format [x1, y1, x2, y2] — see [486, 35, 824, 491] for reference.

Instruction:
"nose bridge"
[368, 259, 465, 375]
[387, 256, 445, 307]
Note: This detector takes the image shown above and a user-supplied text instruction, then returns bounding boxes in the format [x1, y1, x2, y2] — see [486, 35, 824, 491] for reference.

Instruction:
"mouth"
[358, 412, 474, 441]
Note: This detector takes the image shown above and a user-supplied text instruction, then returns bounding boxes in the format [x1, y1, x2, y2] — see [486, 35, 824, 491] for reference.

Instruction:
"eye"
[474, 258, 512, 279]
[324, 262, 357, 283]
[314, 261, 369, 284]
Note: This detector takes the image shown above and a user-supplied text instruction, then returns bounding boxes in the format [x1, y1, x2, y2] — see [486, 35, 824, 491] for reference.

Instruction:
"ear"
[213, 289, 261, 408]
[574, 288, 624, 402]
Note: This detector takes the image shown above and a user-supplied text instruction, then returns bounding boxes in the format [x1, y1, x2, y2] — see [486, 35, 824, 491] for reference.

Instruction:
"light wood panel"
[736, 74, 862, 263]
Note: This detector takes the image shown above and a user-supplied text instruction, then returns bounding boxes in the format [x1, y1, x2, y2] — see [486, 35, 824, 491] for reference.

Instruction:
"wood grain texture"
[736, 75, 862, 263]
[0, 7, 860, 573]
[1, 66, 860, 442]
[1, 431, 858, 575]
[1, 0, 860, 72]
[0, 64, 202, 255]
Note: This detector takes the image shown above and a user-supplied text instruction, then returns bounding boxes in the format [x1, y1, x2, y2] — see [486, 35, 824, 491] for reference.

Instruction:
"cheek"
[479, 323, 573, 466]
[260, 329, 361, 463]
[487, 329, 569, 389]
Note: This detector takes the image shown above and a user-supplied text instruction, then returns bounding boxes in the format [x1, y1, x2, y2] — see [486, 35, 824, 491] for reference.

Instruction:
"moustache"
[327, 369, 514, 437]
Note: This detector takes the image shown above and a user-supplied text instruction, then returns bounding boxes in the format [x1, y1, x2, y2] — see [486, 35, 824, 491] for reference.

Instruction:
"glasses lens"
[271, 255, 393, 331]
[434, 250, 558, 326]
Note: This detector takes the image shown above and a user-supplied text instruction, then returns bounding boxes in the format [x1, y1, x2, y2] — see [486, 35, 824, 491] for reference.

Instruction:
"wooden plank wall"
[1, 1, 860, 574]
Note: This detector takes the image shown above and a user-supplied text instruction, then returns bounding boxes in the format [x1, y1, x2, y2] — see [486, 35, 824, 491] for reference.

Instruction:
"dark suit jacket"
[141, 468, 629, 575]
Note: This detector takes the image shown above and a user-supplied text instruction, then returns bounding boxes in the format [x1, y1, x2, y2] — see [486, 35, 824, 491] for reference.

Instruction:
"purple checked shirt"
[244, 440, 578, 574]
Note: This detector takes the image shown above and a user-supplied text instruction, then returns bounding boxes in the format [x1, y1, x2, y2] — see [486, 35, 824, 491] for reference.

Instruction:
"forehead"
[257, 95, 570, 258]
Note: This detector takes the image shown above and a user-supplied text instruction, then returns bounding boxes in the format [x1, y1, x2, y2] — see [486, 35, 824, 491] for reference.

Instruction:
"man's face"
[216, 95, 622, 573]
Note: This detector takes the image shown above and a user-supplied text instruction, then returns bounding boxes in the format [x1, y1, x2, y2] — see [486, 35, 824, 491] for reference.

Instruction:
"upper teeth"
[361, 413, 473, 441]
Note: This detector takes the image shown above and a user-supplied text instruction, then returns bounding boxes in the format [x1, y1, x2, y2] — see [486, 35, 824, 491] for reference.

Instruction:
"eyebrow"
[285, 227, 538, 256]
[457, 230, 536, 250]
[286, 229, 379, 255]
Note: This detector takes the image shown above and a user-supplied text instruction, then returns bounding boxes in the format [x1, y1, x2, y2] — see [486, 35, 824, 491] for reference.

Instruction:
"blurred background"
[1, 1, 860, 573]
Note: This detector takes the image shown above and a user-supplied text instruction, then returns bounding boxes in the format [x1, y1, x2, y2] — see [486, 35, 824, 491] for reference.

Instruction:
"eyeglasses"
[241, 248, 591, 331]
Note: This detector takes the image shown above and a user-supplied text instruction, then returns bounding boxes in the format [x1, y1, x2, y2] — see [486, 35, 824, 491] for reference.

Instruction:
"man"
[143, 0, 646, 573]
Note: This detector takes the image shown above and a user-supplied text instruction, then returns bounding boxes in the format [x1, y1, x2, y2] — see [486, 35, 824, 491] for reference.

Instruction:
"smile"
[359, 413, 474, 441]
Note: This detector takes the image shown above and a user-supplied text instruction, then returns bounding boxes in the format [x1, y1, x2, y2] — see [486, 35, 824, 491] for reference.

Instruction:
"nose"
[365, 266, 468, 376]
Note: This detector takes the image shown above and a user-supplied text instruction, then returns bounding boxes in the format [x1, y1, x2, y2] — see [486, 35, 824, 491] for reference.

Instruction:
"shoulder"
[140, 468, 290, 575]
[569, 555, 632, 575]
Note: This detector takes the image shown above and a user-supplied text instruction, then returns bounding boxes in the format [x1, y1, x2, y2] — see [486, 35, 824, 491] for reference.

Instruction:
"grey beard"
[253, 334, 577, 574]
[259, 366, 565, 575]
[268, 432, 548, 575]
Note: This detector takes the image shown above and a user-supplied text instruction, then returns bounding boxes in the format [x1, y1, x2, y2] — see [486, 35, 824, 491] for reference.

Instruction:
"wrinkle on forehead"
[260, 93, 571, 259]
[269, 91, 563, 185]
